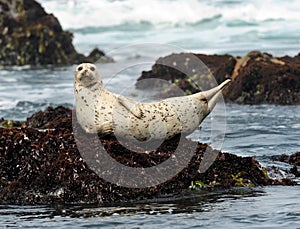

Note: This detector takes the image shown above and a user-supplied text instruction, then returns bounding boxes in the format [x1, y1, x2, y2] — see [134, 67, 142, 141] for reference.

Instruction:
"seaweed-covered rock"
[136, 53, 235, 94]
[227, 51, 300, 104]
[0, 0, 111, 66]
[0, 106, 295, 205]
[289, 152, 300, 166]
[25, 106, 72, 129]
[137, 51, 300, 105]
[271, 152, 300, 177]
[271, 152, 300, 166]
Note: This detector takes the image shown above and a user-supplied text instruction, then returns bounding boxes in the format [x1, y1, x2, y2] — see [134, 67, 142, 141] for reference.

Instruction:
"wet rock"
[288, 152, 300, 166]
[271, 178, 297, 186]
[0, 0, 112, 66]
[137, 51, 300, 105]
[136, 53, 235, 94]
[1, 120, 23, 128]
[271, 152, 300, 166]
[85, 48, 114, 63]
[25, 106, 72, 129]
[270, 152, 300, 179]
[226, 51, 300, 104]
[290, 166, 300, 177]
[0, 106, 282, 205]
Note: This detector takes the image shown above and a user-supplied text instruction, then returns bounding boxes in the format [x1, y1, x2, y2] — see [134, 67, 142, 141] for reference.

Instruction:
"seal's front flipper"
[96, 121, 113, 135]
[117, 95, 143, 118]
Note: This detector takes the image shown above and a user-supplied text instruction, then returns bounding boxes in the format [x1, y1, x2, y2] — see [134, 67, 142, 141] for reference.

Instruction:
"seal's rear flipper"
[117, 95, 143, 118]
[202, 79, 231, 111]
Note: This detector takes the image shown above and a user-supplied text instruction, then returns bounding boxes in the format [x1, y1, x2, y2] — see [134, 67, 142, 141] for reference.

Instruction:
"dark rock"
[271, 152, 300, 166]
[279, 53, 300, 64]
[226, 51, 300, 104]
[270, 154, 289, 163]
[290, 166, 300, 177]
[270, 152, 300, 180]
[137, 51, 300, 105]
[136, 53, 235, 94]
[196, 54, 237, 84]
[0, 0, 112, 66]
[0, 106, 280, 205]
[272, 178, 297, 186]
[288, 152, 300, 166]
[25, 106, 72, 129]
[85, 48, 114, 63]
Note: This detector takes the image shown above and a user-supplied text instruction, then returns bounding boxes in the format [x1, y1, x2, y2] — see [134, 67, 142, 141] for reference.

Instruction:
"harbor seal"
[74, 63, 230, 141]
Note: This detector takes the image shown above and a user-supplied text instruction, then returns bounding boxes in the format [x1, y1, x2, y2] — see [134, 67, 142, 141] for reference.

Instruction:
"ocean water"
[0, 187, 299, 228]
[0, 0, 300, 228]
[39, 0, 300, 56]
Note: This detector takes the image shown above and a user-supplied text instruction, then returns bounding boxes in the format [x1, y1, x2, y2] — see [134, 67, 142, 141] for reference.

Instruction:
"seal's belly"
[76, 87, 206, 140]
[113, 97, 204, 141]
[118, 108, 181, 140]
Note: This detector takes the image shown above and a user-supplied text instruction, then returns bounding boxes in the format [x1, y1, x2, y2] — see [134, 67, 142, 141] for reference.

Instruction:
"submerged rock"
[0, 106, 296, 205]
[271, 152, 300, 177]
[0, 0, 111, 66]
[137, 51, 300, 105]
[271, 152, 300, 166]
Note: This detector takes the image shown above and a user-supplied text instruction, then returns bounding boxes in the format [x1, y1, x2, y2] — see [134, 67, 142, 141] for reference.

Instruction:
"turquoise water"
[0, 0, 300, 227]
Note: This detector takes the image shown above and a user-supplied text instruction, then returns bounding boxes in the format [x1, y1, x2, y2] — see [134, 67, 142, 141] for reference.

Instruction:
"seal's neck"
[75, 80, 104, 92]
[86, 81, 101, 89]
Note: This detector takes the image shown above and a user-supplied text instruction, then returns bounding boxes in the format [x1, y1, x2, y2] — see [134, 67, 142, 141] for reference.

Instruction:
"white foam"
[38, 0, 215, 28]
[37, 0, 300, 29]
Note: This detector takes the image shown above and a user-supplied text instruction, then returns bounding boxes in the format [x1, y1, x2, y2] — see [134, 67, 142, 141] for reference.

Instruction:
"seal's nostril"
[78, 66, 83, 71]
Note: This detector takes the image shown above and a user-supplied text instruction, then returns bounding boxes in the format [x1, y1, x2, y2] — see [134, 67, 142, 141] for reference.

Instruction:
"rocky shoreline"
[0, 0, 112, 66]
[0, 107, 298, 205]
[137, 51, 300, 105]
[1, 0, 299, 105]
[0, 0, 299, 206]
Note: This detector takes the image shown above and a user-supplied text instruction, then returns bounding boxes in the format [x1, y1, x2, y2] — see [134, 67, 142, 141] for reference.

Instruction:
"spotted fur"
[74, 63, 230, 141]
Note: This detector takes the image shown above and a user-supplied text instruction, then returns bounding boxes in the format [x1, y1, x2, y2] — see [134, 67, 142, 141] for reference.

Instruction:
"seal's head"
[75, 63, 102, 87]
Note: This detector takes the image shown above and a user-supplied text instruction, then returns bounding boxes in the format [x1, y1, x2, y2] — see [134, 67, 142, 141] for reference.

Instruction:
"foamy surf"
[39, 0, 300, 30]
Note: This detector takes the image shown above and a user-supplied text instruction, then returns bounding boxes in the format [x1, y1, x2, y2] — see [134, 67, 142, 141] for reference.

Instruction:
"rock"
[0, 106, 284, 205]
[136, 53, 235, 94]
[226, 51, 300, 104]
[85, 48, 114, 63]
[289, 152, 300, 166]
[271, 152, 300, 166]
[25, 106, 72, 129]
[0, 0, 112, 66]
[137, 51, 300, 105]
[272, 178, 297, 186]
[290, 166, 300, 177]
[270, 152, 300, 179]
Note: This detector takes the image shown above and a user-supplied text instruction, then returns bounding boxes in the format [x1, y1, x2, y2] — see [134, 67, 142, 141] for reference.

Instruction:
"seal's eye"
[78, 66, 83, 71]
[90, 66, 95, 71]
